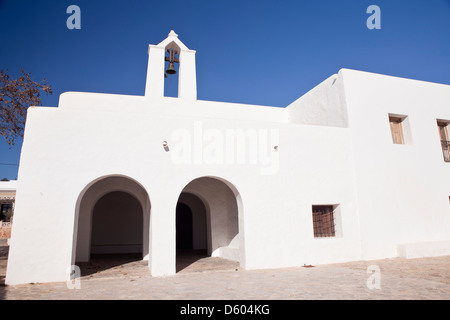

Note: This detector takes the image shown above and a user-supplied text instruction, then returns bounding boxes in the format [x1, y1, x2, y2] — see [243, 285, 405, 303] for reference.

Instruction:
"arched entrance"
[175, 177, 245, 272]
[72, 175, 151, 276]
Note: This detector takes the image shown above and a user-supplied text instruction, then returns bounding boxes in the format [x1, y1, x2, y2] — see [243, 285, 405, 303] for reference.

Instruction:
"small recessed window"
[312, 205, 336, 238]
[389, 115, 406, 144]
[437, 120, 450, 162]
[0, 203, 13, 222]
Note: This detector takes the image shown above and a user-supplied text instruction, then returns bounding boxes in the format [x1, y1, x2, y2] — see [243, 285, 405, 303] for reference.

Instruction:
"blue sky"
[0, 0, 449, 180]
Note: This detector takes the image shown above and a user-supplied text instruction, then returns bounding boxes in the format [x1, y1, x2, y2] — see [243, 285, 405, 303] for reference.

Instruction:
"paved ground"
[1, 240, 449, 300]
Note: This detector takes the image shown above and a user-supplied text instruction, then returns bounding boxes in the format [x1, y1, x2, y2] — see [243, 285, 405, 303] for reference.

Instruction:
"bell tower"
[145, 30, 197, 101]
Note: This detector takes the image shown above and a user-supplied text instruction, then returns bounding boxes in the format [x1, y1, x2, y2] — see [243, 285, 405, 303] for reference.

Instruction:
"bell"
[166, 62, 176, 75]
[165, 48, 179, 76]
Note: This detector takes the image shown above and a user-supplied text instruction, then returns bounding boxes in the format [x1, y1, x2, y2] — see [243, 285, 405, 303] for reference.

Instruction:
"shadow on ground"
[176, 249, 208, 272]
[77, 253, 143, 277]
[76, 250, 239, 279]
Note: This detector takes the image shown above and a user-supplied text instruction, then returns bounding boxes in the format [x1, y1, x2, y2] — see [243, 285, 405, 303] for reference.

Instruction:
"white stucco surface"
[0, 180, 17, 192]
[5, 31, 450, 285]
[340, 69, 450, 260]
[398, 240, 450, 259]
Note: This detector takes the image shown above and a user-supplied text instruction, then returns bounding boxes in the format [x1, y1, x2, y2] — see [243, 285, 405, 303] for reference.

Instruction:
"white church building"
[6, 31, 450, 285]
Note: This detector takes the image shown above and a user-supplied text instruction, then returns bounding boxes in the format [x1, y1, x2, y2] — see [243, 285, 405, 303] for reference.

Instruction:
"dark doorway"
[176, 202, 193, 250]
[176, 194, 208, 272]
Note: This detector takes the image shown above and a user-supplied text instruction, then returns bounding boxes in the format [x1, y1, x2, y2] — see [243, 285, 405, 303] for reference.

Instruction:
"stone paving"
[0, 239, 449, 300]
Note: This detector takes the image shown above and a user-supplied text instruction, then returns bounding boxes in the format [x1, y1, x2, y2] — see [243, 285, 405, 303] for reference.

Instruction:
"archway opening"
[164, 41, 180, 97]
[73, 176, 151, 278]
[175, 177, 244, 273]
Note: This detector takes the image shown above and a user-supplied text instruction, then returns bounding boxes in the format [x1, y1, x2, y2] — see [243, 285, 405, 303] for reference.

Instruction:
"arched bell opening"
[164, 41, 180, 98]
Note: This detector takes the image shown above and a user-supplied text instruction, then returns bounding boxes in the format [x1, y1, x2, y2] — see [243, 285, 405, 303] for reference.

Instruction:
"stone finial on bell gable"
[157, 30, 191, 52]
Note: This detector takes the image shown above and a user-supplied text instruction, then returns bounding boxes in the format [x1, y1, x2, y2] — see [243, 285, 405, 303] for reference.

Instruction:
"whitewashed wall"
[6, 96, 362, 285]
[341, 69, 450, 260]
[288, 68, 450, 261]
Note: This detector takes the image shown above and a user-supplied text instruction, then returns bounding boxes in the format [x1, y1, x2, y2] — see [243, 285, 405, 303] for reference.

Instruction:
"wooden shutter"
[438, 122, 449, 141]
[438, 121, 450, 162]
[390, 117, 404, 144]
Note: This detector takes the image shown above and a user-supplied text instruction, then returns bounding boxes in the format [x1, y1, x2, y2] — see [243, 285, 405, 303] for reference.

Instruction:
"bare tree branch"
[0, 69, 52, 146]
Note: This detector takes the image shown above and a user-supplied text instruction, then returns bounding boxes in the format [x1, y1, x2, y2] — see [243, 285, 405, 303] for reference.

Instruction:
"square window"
[0, 203, 13, 222]
[312, 205, 336, 238]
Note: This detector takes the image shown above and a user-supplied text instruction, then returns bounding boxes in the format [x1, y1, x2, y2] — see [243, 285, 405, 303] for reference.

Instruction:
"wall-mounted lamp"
[163, 141, 169, 151]
[274, 146, 279, 151]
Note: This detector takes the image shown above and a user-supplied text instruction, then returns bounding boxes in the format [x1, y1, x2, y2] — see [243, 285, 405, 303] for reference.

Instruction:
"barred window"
[312, 205, 336, 238]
